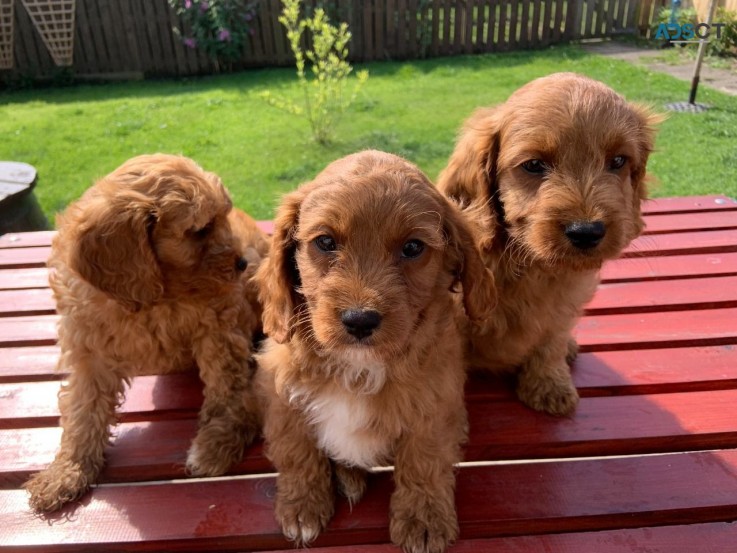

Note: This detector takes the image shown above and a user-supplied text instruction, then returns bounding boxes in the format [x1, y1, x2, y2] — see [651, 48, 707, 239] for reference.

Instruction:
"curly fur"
[255, 150, 495, 553]
[24, 154, 269, 512]
[437, 73, 662, 416]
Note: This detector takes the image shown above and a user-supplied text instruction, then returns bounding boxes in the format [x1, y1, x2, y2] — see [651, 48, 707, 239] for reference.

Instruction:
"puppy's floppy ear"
[256, 189, 305, 344]
[70, 190, 163, 311]
[443, 201, 496, 326]
[628, 104, 665, 236]
[629, 103, 664, 198]
[438, 106, 503, 209]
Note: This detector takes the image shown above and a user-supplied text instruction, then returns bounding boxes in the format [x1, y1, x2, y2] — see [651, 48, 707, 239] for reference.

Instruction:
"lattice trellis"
[21, 0, 75, 66]
[0, 0, 13, 69]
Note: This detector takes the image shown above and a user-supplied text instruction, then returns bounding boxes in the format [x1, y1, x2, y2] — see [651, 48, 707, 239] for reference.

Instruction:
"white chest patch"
[303, 389, 391, 469]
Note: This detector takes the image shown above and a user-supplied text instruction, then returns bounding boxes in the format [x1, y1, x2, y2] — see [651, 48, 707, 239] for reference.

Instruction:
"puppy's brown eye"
[401, 239, 425, 259]
[521, 159, 549, 175]
[194, 221, 214, 239]
[609, 156, 627, 170]
[314, 235, 337, 253]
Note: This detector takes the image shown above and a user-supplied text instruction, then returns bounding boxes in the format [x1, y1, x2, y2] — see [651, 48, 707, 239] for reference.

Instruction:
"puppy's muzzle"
[341, 309, 382, 340]
[564, 221, 606, 250]
[235, 256, 248, 272]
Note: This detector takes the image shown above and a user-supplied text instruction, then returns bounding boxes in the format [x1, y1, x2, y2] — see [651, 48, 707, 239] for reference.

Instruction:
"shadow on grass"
[0, 45, 591, 106]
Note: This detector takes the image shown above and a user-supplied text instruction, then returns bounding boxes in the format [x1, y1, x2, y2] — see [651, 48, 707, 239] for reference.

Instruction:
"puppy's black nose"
[341, 309, 382, 339]
[564, 221, 606, 250]
[235, 256, 248, 272]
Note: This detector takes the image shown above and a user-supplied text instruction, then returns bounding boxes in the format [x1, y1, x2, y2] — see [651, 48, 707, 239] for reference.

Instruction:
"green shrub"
[169, 0, 258, 69]
[654, 6, 737, 57]
[260, 0, 368, 145]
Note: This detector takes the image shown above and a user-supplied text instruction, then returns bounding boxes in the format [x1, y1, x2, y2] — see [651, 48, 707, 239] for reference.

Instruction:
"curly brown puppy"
[437, 73, 661, 416]
[24, 154, 269, 512]
[255, 150, 494, 553]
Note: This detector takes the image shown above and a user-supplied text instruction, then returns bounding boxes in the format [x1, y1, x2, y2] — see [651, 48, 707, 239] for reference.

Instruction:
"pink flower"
[199, 1, 208, 12]
[183, 37, 197, 48]
[217, 28, 231, 42]
[183, 0, 192, 8]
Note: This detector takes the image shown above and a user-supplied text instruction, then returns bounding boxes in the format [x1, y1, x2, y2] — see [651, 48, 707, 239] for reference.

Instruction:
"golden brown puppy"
[437, 73, 661, 416]
[255, 150, 494, 553]
[24, 154, 270, 512]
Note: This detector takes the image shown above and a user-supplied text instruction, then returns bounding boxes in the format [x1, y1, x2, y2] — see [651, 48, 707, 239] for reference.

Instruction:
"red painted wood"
[623, 229, 737, 257]
[601, 252, 737, 283]
[0, 315, 58, 347]
[641, 195, 737, 215]
[571, 346, 737, 395]
[575, 307, 737, 352]
[4, 305, 737, 360]
[0, 373, 203, 429]
[0, 267, 49, 290]
[0, 222, 274, 250]
[0, 246, 50, 269]
[0, 288, 55, 317]
[586, 275, 737, 315]
[0, 421, 270, 489]
[0, 345, 60, 382]
[6, 387, 737, 489]
[4, 450, 737, 551]
[643, 211, 737, 235]
[0, 231, 55, 249]
[268, 523, 737, 553]
[5, 272, 737, 320]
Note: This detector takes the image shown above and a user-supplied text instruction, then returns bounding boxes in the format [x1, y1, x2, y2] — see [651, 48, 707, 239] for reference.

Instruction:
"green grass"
[1, 44, 736, 222]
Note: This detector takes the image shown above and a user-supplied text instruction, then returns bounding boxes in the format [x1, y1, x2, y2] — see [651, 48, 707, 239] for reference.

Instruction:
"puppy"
[24, 154, 270, 512]
[255, 150, 494, 552]
[437, 73, 661, 416]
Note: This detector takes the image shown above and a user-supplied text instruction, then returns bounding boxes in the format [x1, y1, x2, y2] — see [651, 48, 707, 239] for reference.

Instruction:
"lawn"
[1, 44, 736, 222]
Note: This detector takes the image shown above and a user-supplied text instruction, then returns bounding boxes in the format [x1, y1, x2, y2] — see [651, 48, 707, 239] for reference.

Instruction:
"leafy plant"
[169, 0, 258, 69]
[261, 0, 368, 145]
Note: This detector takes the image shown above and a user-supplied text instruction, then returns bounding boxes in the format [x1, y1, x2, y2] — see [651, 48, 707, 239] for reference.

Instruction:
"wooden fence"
[4, 0, 668, 80]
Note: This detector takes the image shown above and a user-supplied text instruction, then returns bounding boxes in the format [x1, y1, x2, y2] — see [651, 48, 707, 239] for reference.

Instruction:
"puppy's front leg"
[24, 358, 125, 512]
[266, 398, 334, 545]
[390, 430, 460, 553]
[187, 334, 260, 476]
[516, 331, 579, 416]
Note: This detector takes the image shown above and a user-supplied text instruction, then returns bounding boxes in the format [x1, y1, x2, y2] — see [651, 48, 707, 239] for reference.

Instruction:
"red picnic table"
[1, 195, 737, 552]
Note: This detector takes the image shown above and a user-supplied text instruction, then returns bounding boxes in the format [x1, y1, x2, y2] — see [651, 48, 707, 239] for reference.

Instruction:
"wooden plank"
[264, 523, 737, 553]
[0, 373, 203, 429]
[508, 0, 519, 48]
[4, 450, 737, 550]
[602, 252, 737, 283]
[475, 0, 486, 50]
[572, 346, 737, 396]
[4, 301, 737, 354]
[0, 345, 60, 382]
[623, 229, 737, 257]
[0, 314, 57, 347]
[463, 0, 475, 53]
[0, 421, 270, 489]
[0, 288, 55, 317]
[519, 0, 531, 47]
[0, 268, 49, 290]
[586, 275, 737, 315]
[430, 0, 440, 56]
[641, 195, 737, 215]
[644, 211, 737, 235]
[552, 0, 564, 40]
[497, 0, 508, 49]
[486, 0, 498, 51]
[7, 386, 737, 489]
[5, 272, 737, 320]
[576, 307, 737, 352]
[453, 0, 464, 54]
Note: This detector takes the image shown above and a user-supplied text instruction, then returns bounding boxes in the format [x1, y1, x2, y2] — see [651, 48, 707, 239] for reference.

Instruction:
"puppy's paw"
[24, 461, 92, 512]
[517, 371, 579, 416]
[276, 493, 334, 546]
[335, 464, 367, 507]
[390, 503, 458, 553]
[565, 338, 579, 366]
[186, 421, 253, 477]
